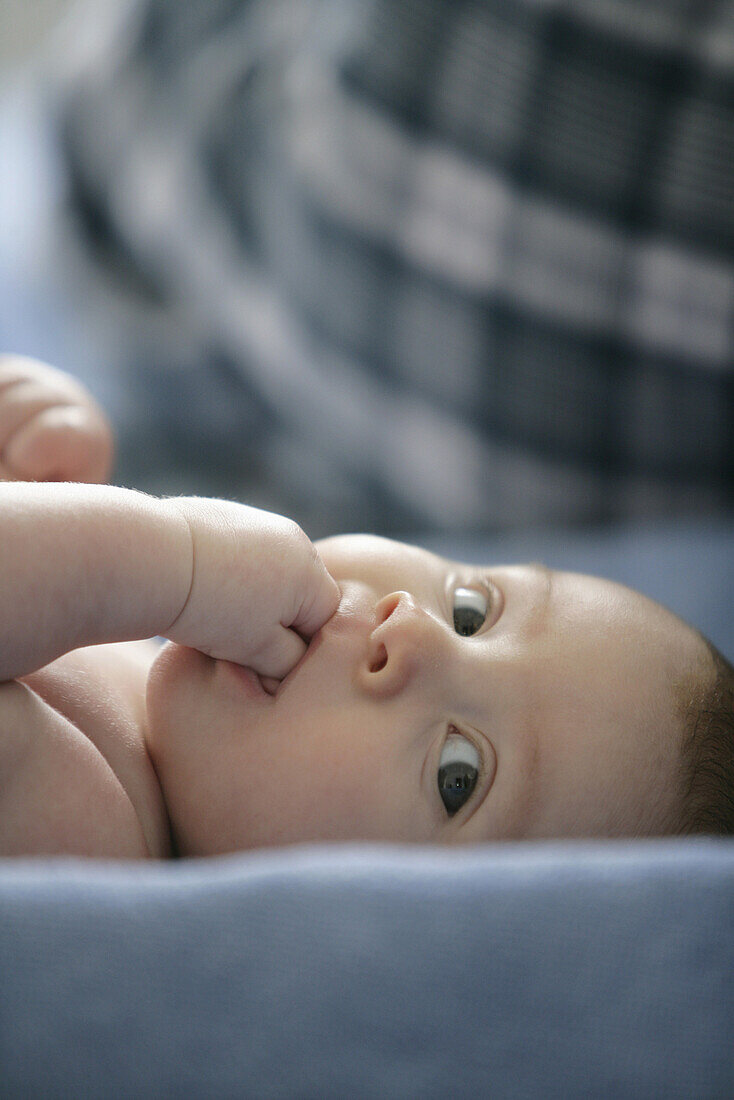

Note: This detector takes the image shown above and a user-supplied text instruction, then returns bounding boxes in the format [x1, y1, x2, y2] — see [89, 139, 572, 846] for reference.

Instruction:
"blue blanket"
[1, 839, 733, 1099]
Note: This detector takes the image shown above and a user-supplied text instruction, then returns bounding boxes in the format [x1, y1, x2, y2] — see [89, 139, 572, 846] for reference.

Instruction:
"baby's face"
[146, 535, 708, 856]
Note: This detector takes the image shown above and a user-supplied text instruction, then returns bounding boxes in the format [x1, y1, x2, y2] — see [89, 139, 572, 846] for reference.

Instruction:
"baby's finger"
[0, 380, 71, 452]
[246, 625, 308, 681]
[0, 357, 95, 403]
[0, 455, 20, 480]
[259, 675, 280, 696]
[291, 560, 341, 639]
[4, 405, 114, 483]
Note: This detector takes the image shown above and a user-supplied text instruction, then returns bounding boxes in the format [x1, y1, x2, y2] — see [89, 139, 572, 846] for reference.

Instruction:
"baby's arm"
[0, 355, 339, 683]
[0, 481, 192, 681]
[0, 482, 339, 683]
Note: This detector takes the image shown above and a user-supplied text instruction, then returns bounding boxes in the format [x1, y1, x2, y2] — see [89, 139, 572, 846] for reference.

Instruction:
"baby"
[0, 356, 731, 859]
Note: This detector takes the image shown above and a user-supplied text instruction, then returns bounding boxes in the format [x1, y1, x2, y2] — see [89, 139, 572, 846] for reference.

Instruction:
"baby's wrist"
[158, 497, 197, 635]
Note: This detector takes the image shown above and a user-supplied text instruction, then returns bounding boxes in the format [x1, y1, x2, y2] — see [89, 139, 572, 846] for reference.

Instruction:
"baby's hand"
[164, 497, 341, 684]
[0, 355, 114, 484]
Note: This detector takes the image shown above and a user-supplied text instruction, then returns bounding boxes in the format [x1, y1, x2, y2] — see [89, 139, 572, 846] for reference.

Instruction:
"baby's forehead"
[555, 570, 710, 681]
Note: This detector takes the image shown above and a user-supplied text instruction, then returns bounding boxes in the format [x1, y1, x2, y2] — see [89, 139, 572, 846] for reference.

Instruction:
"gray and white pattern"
[27, 0, 734, 534]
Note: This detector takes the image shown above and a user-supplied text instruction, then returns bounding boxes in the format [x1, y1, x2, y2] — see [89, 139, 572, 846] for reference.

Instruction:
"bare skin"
[0, 356, 712, 858]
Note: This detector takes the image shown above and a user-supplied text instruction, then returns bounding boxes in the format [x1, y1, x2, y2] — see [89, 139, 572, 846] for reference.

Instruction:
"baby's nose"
[359, 591, 447, 698]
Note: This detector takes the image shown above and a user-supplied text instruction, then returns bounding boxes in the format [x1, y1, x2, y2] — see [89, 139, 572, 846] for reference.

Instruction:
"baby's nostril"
[370, 644, 387, 673]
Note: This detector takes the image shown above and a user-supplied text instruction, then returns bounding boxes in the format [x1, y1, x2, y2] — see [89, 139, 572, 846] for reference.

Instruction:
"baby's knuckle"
[293, 524, 320, 566]
[279, 514, 304, 539]
[275, 515, 308, 551]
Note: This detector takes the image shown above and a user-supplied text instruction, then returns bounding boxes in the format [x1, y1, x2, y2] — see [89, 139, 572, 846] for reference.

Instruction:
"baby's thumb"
[291, 558, 341, 639]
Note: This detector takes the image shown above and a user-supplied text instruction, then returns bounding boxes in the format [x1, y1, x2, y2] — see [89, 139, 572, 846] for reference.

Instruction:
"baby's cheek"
[145, 643, 189, 751]
[232, 721, 369, 848]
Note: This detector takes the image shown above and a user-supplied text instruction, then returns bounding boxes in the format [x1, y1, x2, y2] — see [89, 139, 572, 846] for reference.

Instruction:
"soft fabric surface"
[1, 839, 733, 1099]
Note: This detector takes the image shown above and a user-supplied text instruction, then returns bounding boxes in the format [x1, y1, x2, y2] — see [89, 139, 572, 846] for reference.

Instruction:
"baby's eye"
[453, 586, 488, 636]
[437, 729, 480, 816]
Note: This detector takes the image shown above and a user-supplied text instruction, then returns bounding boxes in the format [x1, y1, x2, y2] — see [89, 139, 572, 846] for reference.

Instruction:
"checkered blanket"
[46, 0, 734, 534]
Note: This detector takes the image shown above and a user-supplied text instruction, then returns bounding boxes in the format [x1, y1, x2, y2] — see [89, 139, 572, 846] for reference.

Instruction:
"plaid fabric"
[47, 0, 734, 534]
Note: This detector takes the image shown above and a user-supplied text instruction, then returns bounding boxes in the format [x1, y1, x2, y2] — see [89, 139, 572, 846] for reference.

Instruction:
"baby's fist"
[164, 497, 341, 681]
[0, 355, 114, 484]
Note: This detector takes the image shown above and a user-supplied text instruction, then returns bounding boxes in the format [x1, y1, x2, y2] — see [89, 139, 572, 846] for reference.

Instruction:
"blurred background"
[0, 1, 69, 68]
[0, 0, 732, 556]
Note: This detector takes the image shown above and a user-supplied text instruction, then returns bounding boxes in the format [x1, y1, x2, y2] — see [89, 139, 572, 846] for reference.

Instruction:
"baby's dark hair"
[675, 637, 734, 836]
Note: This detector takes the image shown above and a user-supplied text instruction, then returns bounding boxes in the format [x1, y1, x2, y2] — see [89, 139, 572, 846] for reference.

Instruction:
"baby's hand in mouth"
[163, 499, 340, 679]
[258, 610, 337, 697]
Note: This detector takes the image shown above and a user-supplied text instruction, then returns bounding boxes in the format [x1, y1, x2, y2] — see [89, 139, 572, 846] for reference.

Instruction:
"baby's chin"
[147, 638, 214, 692]
[144, 643, 217, 857]
[147, 640, 188, 719]
[144, 643, 204, 779]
